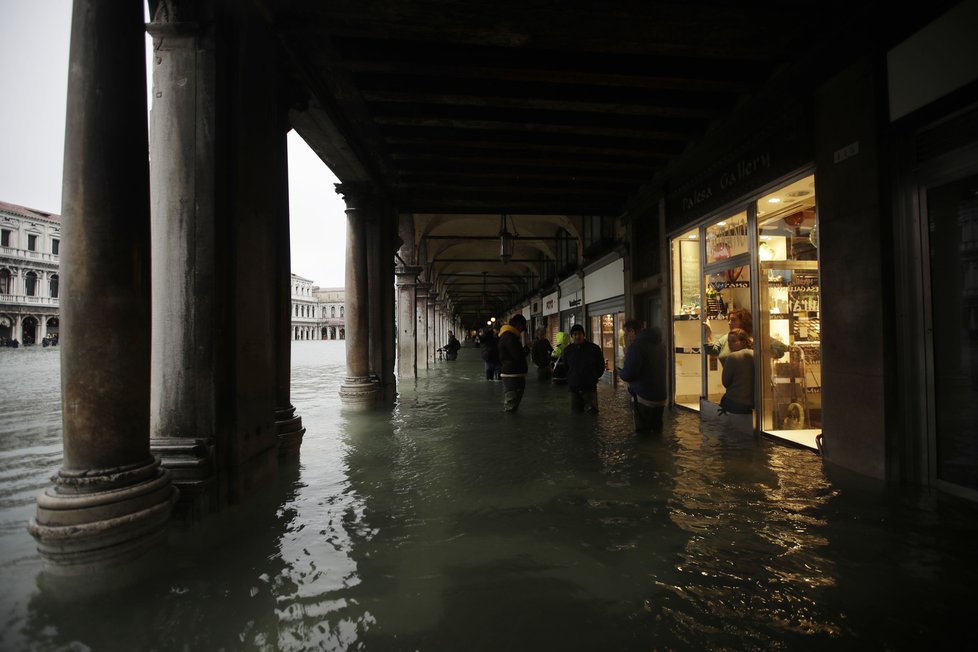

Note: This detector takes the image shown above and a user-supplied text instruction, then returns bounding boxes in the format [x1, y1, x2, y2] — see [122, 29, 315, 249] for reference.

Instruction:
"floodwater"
[1, 342, 977, 651]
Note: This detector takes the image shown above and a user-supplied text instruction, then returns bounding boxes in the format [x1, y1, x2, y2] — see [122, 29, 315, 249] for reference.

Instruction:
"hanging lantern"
[499, 214, 517, 263]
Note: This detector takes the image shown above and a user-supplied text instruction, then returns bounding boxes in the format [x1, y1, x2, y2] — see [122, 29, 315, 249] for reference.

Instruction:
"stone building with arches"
[314, 286, 345, 340]
[0, 201, 60, 346]
[290, 273, 318, 340]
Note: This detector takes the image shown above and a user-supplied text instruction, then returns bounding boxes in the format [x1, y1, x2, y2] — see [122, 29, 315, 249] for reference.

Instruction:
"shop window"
[703, 263, 753, 405]
[756, 175, 821, 436]
[705, 211, 749, 263]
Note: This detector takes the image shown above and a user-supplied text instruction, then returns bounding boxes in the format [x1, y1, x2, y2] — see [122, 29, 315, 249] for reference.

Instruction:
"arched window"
[25, 271, 37, 297]
[340, 306, 345, 318]
[0, 268, 10, 294]
[331, 306, 336, 318]
[49, 274, 59, 298]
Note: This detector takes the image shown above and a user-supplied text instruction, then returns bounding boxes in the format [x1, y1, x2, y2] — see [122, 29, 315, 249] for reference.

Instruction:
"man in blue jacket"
[618, 319, 668, 433]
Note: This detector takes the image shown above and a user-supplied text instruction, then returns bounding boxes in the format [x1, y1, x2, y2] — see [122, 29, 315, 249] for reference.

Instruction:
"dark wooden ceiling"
[272, 0, 872, 217]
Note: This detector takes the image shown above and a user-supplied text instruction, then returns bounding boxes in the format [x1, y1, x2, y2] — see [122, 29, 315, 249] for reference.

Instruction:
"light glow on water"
[1, 342, 977, 650]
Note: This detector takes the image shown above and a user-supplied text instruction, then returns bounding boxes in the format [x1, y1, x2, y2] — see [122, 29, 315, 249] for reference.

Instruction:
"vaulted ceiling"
[265, 0, 954, 320]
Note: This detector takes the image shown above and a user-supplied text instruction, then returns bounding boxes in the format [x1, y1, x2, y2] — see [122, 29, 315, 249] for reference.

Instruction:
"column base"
[275, 404, 305, 458]
[27, 458, 179, 578]
[151, 437, 217, 520]
[339, 376, 378, 408]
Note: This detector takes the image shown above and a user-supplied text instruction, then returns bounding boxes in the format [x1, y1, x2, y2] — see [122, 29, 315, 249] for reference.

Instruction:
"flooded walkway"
[2, 342, 977, 650]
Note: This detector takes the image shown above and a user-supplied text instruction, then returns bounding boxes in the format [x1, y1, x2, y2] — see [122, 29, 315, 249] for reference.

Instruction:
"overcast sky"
[0, 1, 346, 288]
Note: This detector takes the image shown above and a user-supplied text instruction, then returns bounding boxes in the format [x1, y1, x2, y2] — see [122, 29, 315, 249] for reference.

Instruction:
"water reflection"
[1, 343, 978, 649]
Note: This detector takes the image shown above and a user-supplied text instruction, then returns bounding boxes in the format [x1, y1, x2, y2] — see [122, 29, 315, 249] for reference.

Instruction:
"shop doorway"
[919, 169, 978, 496]
[755, 176, 821, 448]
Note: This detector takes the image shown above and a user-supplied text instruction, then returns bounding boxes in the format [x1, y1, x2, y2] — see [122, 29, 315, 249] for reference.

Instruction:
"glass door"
[755, 175, 821, 443]
[702, 211, 752, 407]
[671, 228, 702, 410]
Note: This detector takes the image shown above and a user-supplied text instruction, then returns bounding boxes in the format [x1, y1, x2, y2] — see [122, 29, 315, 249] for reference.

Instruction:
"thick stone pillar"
[272, 116, 304, 458]
[28, 0, 177, 579]
[147, 4, 217, 511]
[366, 212, 383, 383]
[338, 184, 377, 407]
[396, 265, 422, 378]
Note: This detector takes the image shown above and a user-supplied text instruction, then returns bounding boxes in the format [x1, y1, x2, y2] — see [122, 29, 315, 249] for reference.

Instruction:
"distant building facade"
[291, 277, 345, 340]
[291, 274, 319, 340]
[314, 287, 345, 340]
[0, 201, 60, 345]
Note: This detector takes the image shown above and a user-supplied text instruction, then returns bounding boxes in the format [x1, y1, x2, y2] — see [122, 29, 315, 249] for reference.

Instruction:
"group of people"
[452, 307, 767, 434]
[478, 315, 607, 414]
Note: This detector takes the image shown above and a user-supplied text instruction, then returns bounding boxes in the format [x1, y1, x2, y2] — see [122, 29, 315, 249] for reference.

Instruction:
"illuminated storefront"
[669, 174, 821, 449]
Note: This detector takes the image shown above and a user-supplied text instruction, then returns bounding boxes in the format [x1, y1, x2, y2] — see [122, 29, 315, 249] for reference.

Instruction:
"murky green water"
[1, 342, 976, 650]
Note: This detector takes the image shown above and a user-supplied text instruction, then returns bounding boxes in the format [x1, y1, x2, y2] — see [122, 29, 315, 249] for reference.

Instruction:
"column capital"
[335, 182, 379, 211]
[395, 265, 423, 277]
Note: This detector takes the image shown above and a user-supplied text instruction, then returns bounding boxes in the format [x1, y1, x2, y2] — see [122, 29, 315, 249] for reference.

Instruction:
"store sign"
[710, 281, 750, 289]
[665, 104, 813, 229]
[568, 298, 581, 307]
[679, 152, 771, 212]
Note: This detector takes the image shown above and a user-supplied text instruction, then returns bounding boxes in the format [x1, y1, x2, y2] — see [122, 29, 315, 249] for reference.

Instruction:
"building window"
[50, 274, 59, 298]
[555, 227, 578, 275]
[331, 306, 336, 318]
[52, 238, 60, 255]
[582, 215, 614, 253]
[1, 230, 10, 247]
[27, 234, 38, 251]
[0, 268, 10, 294]
[340, 306, 345, 318]
[25, 271, 38, 296]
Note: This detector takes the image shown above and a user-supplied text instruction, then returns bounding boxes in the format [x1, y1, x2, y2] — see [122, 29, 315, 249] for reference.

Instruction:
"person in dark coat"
[497, 314, 529, 411]
[619, 319, 668, 433]
[530, 327, 553, 381]
[442, 331, 461, 360]
[563, 323, 605, 412]
[480, 328, 500, 380]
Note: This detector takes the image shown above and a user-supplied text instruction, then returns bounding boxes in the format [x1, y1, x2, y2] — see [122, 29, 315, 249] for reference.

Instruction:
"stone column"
[380, 211, 398, 389]
[395, 265, 422, 378]
[146, 5, 217, 509]
[28, 0, 177, 579]
[338, 184, 377, 407]
[427, 295, 437, 365]
[366, 211, 383, 384]
[416, 282, 430, 369]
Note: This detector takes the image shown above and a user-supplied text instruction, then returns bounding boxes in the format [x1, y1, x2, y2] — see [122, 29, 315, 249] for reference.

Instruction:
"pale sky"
[0, 1, 346, 288]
